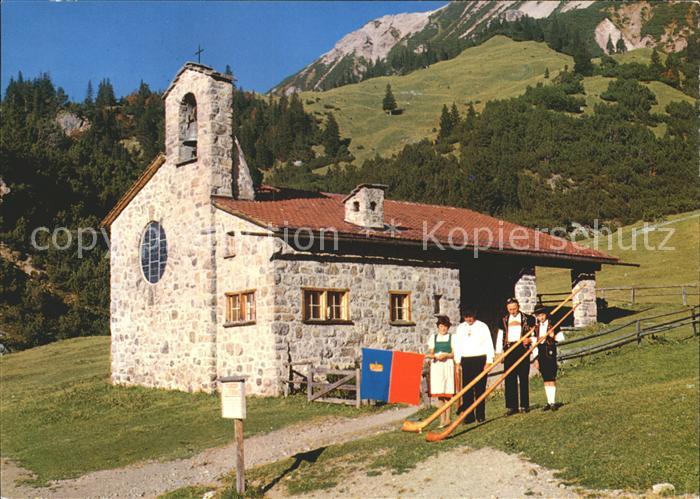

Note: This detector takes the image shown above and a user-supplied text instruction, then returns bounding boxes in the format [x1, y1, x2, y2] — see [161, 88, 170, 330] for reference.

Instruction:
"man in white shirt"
[453, 308, 495, 423]
[496, 297, 535, 415]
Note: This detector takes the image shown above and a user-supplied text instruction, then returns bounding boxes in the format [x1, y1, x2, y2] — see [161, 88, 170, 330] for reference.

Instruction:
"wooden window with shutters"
[302, 288, 350, 324]
[224, 290, 256, 326]
[389, 291, 413, 325]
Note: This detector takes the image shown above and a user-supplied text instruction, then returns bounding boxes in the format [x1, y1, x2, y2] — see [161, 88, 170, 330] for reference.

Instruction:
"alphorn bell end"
[401, 420, 423, 433]
[425, 431, 446, 442]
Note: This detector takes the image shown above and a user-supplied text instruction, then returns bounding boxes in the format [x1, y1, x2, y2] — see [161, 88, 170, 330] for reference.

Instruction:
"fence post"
[692, 308, 698, 336]
[307, 365, 314, 402]
[636, 320, 642, 345]
[681, 286, 687, 306]
[630, 287, 636, 305]
[355, 367, 361, 408]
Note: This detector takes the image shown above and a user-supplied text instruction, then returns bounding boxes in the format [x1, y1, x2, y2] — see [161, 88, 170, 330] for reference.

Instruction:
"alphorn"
[402, 289, 580, 433]
[425, 304, 578, 442]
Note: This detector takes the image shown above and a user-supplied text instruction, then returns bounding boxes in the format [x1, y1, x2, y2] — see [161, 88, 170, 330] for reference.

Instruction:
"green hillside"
[300, 36, 694, 165]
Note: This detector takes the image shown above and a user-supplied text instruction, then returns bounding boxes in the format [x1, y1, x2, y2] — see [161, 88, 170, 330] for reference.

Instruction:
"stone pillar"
[514, 266, 537, 314]
[571, 268, 597, 327]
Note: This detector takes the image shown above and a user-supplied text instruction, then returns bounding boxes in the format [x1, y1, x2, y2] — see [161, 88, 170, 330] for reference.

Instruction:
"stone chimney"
[234, 137, 255, 200]
[343, 184, 387, 229]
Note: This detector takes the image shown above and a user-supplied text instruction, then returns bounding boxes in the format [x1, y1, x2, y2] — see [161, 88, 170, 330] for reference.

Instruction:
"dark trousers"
[459, 355, 487, 422]
[503, 344, 530, 410]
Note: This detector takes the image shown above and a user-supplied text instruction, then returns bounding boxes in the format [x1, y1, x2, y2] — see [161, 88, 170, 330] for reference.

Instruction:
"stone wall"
[572, 268, 597, 327]
[514, 266, 537, 314]
[110, 67, 233, 393]
[270, 254, 461, 392]
[213, 210, 280, 395]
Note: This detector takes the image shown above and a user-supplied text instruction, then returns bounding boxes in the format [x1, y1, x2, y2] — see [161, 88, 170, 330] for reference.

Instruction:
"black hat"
[534, 305, 549, 315]
[461, 307, 477, 318]
[436, 315, 452, 327]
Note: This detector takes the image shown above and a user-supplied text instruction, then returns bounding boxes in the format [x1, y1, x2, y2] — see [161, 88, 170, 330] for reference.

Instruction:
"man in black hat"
[496, 297, 535, 415]
[533, 305, 566, 410]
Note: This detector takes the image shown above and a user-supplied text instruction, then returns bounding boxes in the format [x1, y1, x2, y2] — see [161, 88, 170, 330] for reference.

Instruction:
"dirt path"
[288, 446, 585, 498]
[0, 406, 418, 498]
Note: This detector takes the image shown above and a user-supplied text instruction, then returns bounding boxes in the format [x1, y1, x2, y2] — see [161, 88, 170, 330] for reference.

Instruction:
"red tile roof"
[212, 188, 618, 264]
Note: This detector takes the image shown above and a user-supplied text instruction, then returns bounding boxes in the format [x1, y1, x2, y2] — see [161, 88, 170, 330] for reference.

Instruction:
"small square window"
[302, 288, 349, 323]
[390, 291, 412, 324]
[225, 290, 255, 325]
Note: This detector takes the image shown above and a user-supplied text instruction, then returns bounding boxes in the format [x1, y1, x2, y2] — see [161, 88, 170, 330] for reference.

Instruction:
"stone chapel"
[102, 63, 619, 395]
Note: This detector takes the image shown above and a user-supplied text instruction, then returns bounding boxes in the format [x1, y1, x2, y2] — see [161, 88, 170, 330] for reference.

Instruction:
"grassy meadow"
[300, 36, 694, 165]
[0, 337, 386, 484]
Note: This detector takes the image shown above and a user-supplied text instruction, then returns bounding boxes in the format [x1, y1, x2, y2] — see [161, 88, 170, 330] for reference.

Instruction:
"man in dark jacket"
[495, 297, 535, 415]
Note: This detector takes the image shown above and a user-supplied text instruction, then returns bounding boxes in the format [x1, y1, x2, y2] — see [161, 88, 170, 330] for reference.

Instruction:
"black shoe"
[476, 418, 485, 423]
[506, 408, 518, 417]
[543, 404, 552, 411]
[551, 403, 560, 411]
[465, 416, 476, 424]
[520, 407, 530, 413]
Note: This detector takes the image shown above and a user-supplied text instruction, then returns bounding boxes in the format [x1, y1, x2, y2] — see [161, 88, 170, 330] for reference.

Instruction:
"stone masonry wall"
[572, 268, 597, 327]
[514, 266, 537, 314]
[270, 255, 461, 393]
[110, 68, 233, 393]
[213, 210, 280, 396]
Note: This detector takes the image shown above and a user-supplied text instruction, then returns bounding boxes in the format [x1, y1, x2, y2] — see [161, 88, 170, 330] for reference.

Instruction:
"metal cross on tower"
[195, 45, 204, 64]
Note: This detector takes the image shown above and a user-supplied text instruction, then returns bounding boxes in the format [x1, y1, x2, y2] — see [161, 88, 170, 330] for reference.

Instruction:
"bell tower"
[162, 62, 234, 197]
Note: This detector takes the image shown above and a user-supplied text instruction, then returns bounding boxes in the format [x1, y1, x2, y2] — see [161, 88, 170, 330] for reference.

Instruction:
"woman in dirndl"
[427, 315, 456, 427]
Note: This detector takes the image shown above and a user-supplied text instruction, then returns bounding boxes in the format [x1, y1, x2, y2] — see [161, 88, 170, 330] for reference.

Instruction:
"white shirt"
[453, 320, 494, 364]
[531, 320, 566, 359]
[506, 314, 522, 341]
[495, 313, 528, 354]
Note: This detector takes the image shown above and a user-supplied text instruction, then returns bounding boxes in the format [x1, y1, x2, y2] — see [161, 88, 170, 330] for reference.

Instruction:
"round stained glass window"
[140, 221, 167, 283]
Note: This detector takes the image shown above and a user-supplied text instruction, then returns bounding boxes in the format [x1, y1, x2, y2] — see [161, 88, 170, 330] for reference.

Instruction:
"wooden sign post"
[219, 376, 246, 495]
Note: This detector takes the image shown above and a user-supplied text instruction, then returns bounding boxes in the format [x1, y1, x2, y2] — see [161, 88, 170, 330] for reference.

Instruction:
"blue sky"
[1, 1, 446, 100]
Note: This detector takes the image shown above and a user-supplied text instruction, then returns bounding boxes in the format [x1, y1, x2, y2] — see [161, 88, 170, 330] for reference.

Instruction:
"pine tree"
[615, 37, 627, 54]
[572, 33, 593, 76]
[544, 67, 550, 79]
[95, 79, 116, 107]
[322, 112, 341, 157]
[650, 48, 663, 77]
[85, 80, 94, 105]
[449, 102, 460, 128]
[606, 35, 615, 55]
[382, 83, 397, 115]
[438, 104, 454, 141]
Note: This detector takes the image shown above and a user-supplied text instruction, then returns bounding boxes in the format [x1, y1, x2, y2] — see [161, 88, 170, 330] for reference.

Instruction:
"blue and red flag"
[360, 348, 425, 406]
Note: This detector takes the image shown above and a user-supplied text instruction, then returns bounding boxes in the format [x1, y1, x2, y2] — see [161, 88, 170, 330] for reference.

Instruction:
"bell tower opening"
[179, 93, 198, 163]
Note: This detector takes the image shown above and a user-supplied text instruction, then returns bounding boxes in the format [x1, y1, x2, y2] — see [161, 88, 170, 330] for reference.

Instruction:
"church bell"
[183, 126, 198, 148]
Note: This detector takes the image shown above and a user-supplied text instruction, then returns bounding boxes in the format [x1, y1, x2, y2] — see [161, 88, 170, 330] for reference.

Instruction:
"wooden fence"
[557, 305, 699, 361]
[538, 283, 699, 306]
[283, 361, 362, 407]
[283, 360, 432, 408]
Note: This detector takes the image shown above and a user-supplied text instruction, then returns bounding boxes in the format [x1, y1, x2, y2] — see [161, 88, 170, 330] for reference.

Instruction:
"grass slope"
[0, 337, 384, 484]
[300, 36, 693, 166]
